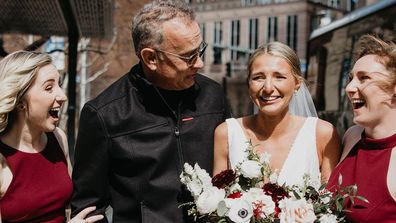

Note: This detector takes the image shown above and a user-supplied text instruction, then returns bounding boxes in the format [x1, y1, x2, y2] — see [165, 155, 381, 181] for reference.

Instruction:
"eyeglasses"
[155, 41, 208, 66]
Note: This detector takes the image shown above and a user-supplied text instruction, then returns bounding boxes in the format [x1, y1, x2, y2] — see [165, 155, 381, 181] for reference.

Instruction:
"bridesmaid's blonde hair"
[0, 51, 52, 133]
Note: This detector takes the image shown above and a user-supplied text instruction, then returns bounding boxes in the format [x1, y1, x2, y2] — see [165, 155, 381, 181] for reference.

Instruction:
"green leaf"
[336, 199, 343, 212]
[319, 182, 327, 190]
[350, 197, 355, 205]
[292, 190, 301, 199]
[356, 195, 369, 203]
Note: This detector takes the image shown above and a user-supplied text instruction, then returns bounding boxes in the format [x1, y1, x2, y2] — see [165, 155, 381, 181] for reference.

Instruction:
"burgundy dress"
[0, 132, 73, 223]
[327, 132, 396, 223]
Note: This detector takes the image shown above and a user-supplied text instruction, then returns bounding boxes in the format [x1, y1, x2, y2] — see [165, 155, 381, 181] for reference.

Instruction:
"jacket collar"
[127, 62, 200, 113]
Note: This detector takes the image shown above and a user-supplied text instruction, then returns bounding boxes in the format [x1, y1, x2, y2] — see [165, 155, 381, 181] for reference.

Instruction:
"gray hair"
[0, 51, 52, 133]
[131, 0, 195, 58]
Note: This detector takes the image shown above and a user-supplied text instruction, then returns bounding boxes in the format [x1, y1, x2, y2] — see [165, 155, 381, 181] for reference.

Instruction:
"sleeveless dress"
[226, 117, 321, 187]
[0, 132, 73, 223]
[327, 132, 396, 222]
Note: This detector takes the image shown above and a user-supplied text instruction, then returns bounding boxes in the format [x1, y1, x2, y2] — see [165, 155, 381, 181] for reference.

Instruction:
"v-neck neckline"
[236, 117, 309, 175]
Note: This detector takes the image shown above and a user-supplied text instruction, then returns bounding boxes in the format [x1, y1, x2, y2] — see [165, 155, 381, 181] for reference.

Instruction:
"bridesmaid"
[327, 35, 396, 222]
[0, 51, 103, 223]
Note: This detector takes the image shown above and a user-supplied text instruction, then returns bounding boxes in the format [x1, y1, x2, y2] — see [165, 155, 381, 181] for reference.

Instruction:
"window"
[214, 21, 222, 45]
[287, 15, 298, 50]
[249, 18, 259, 50]
[267, 16, 278, 42]
[258, 0, 271, 4]
[231, 20, 241, 60]
[231, 20, 240, 47]
[213, 21, 223, 64]
[328, 0, 340, 8]
[241, 0, 254, 6]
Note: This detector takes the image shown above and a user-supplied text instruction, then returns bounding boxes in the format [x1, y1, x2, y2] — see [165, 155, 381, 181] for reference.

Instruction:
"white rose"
[196, 186, 225, 214]
[308, 175, 321, 190]
[319, 214, 338, 223]
[227, 199, 253, 223]
[240, 160, 262, 178]
[183, 163, 194, 175]
[229, 183, 242, 193]
[279, 198, 316, 223]
[244, 188, 275, 216]
[194, 163, 212, 188]
[187, 180, 203, 198]
[269, 172, 278, 183]
[260, 152, 271, 164]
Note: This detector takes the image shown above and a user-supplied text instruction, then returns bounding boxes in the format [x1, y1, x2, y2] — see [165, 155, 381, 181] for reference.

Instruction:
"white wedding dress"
[226, 117, 321, 187]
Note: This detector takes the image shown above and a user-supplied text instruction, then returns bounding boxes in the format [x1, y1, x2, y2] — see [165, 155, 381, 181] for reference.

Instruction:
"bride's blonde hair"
[0, 51, 52, 133]
[247, 41, 303, 84]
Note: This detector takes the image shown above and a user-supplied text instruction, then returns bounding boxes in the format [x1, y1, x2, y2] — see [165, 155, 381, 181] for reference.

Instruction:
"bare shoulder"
[342, 125, 364, 144]
[0, 151, 12, 198]
[338, 125, 363, 162]
[316, 118, 338, 138]
[215, 121, 228, 138]
[315, 118, 341, 155]
[388, 148, 396, 200]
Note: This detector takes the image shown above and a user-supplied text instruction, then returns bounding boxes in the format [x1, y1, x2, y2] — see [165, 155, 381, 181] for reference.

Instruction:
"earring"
[17, 104, 26, 110]
[294, 90, 298, 96]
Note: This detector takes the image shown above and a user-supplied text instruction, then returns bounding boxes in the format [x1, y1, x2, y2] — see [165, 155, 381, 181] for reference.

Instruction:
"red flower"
[212, 169, 236, 188]
[263, 183, 289, 203]
[227, 191, 242, 199]
[253, 201, 265, 219]
[274, 206, 281, 218]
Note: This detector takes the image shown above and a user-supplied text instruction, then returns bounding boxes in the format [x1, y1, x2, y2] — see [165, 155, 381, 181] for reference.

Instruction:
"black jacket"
[71, 64, 230, 222]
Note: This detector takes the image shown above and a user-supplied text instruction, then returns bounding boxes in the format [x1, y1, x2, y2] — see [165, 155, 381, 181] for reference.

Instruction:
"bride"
[213, 42, 341, 186]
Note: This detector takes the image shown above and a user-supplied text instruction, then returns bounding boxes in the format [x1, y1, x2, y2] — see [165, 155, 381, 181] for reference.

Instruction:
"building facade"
[190, 0, 352, 116]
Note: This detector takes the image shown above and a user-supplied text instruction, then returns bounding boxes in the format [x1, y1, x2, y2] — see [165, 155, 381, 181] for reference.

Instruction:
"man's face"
[150, 19, 205, 90]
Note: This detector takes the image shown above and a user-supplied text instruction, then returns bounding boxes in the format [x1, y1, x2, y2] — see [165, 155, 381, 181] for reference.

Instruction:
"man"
[71, 0, 231, 222]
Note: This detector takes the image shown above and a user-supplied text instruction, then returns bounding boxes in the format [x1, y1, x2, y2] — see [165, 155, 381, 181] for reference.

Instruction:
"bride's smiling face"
[248, 53, 300, 116]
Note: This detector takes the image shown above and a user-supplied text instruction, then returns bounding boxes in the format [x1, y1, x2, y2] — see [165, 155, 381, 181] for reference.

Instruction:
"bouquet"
[179, 142, 367, 223]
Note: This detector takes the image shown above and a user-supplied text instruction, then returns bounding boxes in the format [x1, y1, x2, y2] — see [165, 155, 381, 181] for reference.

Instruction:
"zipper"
[153, 87, 184, 173]
[175, 103, 184, 174]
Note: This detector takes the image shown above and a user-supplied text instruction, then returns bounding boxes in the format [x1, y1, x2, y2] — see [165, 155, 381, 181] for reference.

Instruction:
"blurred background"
[0, 0, 395, 150]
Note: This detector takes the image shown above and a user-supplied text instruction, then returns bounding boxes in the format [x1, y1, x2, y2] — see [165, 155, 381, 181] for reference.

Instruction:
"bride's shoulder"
[315, 118, 340, 142]
[316, 118, 336, 131]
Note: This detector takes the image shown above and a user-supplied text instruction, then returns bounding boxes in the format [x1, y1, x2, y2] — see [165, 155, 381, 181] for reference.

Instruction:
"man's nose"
[192, 56, 204, 69]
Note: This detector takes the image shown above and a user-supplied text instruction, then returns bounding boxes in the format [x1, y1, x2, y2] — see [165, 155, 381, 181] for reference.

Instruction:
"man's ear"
[140, 48, 158, 71]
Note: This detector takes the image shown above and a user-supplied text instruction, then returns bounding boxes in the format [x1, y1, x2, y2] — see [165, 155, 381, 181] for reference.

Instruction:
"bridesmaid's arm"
[213, 122, 229, 176]
[316, 119, 342, 182]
